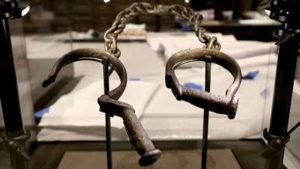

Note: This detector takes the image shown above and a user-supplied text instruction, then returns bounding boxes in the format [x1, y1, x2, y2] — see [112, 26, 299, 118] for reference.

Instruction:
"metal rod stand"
[201, 59, 211, 169]
[264, 0, 300, 168]
[103, 59, 113, 169]
[0, 18, 29, 169]
[265, 35, 299, 169]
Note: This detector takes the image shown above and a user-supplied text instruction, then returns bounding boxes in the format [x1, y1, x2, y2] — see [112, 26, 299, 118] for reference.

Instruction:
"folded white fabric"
[37, 50, 277, 141]
[237, 53, 277, 67]
[37, 126, 129, 141]
[147, 32, 277, 60]
[142, 54, 277, 139]
[38, 79, 160, 141]
[38, 79, 160, 128]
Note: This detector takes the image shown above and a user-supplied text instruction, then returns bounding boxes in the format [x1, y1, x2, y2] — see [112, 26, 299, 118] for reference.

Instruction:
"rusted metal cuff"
[165, 48, 242, 119]
[43, 48, 161, 166]
[98, 95, 161, 166]
[43, 48, 127, 100]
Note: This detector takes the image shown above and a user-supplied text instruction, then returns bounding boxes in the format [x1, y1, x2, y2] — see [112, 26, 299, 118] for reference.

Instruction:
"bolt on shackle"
[165, 34, 242, 119]
[43, 48, 161, 166]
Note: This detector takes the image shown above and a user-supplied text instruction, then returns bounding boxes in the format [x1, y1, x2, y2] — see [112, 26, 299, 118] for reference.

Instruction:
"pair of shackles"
[43, 2, 242, 166]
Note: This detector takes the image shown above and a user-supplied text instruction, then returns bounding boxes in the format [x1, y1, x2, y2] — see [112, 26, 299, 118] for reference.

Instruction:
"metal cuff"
[165, 48, 242, 119]
[43, 48, 161, 166]
[42, 48, 127, 100]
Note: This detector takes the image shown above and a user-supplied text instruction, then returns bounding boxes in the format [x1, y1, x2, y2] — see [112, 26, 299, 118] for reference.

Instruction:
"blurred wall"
[24, 0, 189, 33]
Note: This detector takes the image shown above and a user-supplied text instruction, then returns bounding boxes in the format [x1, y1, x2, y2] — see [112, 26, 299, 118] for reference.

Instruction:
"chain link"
[104, 2, 221, 56]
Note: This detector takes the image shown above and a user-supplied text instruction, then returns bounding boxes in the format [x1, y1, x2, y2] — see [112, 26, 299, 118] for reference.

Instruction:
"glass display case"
[1, 0, 299, 169]
[285, 57, 300, 168]
[0, 17, 34, 169]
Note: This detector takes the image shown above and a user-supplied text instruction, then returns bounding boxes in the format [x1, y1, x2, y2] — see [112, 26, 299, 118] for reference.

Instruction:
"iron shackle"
[98, 95, 161, 166]
[42, 48, 127, 100]
[165, 48, 242, 119]
[43, 48, 161, 166]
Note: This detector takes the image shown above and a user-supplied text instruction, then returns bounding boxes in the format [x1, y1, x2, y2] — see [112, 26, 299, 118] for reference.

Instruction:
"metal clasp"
[204, 36, 221, 51]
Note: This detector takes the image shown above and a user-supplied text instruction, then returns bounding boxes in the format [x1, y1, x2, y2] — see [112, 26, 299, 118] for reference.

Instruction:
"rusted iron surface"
[43, 48, 161, 166]
[166, 48, 242, 119]
[98, 95, 161, 166]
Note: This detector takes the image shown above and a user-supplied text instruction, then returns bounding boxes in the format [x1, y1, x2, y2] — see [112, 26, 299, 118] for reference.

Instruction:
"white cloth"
[38, 79, 159, 141]
[35, 34, 279, 141]
[147, 32, 277, 60]
[142, 54, 277, 140]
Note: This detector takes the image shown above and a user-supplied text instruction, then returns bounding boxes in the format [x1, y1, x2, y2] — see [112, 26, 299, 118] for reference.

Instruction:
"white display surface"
[35, 32, 278, 141]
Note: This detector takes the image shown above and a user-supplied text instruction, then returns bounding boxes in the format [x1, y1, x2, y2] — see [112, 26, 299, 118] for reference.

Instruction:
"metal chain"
[104, 2, 221, 56]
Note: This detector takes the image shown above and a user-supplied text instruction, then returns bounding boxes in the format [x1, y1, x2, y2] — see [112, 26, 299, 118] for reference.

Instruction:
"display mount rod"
[264, 0, 300, 169]
[0, 1, 31, 168]
[103, 59, 113, 169]
[201, 58, 211, 169]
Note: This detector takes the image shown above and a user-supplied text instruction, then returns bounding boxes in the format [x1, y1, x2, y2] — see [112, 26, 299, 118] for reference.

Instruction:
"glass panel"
[0, 143, 12, 169]
[0, 101, 12, 169]
[23, 0, 74, 111]
[10, 19, 34, 128]
[0, 18, 33, 169]
[23, 1, 285, 169]
[286, 55, 300, 167]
